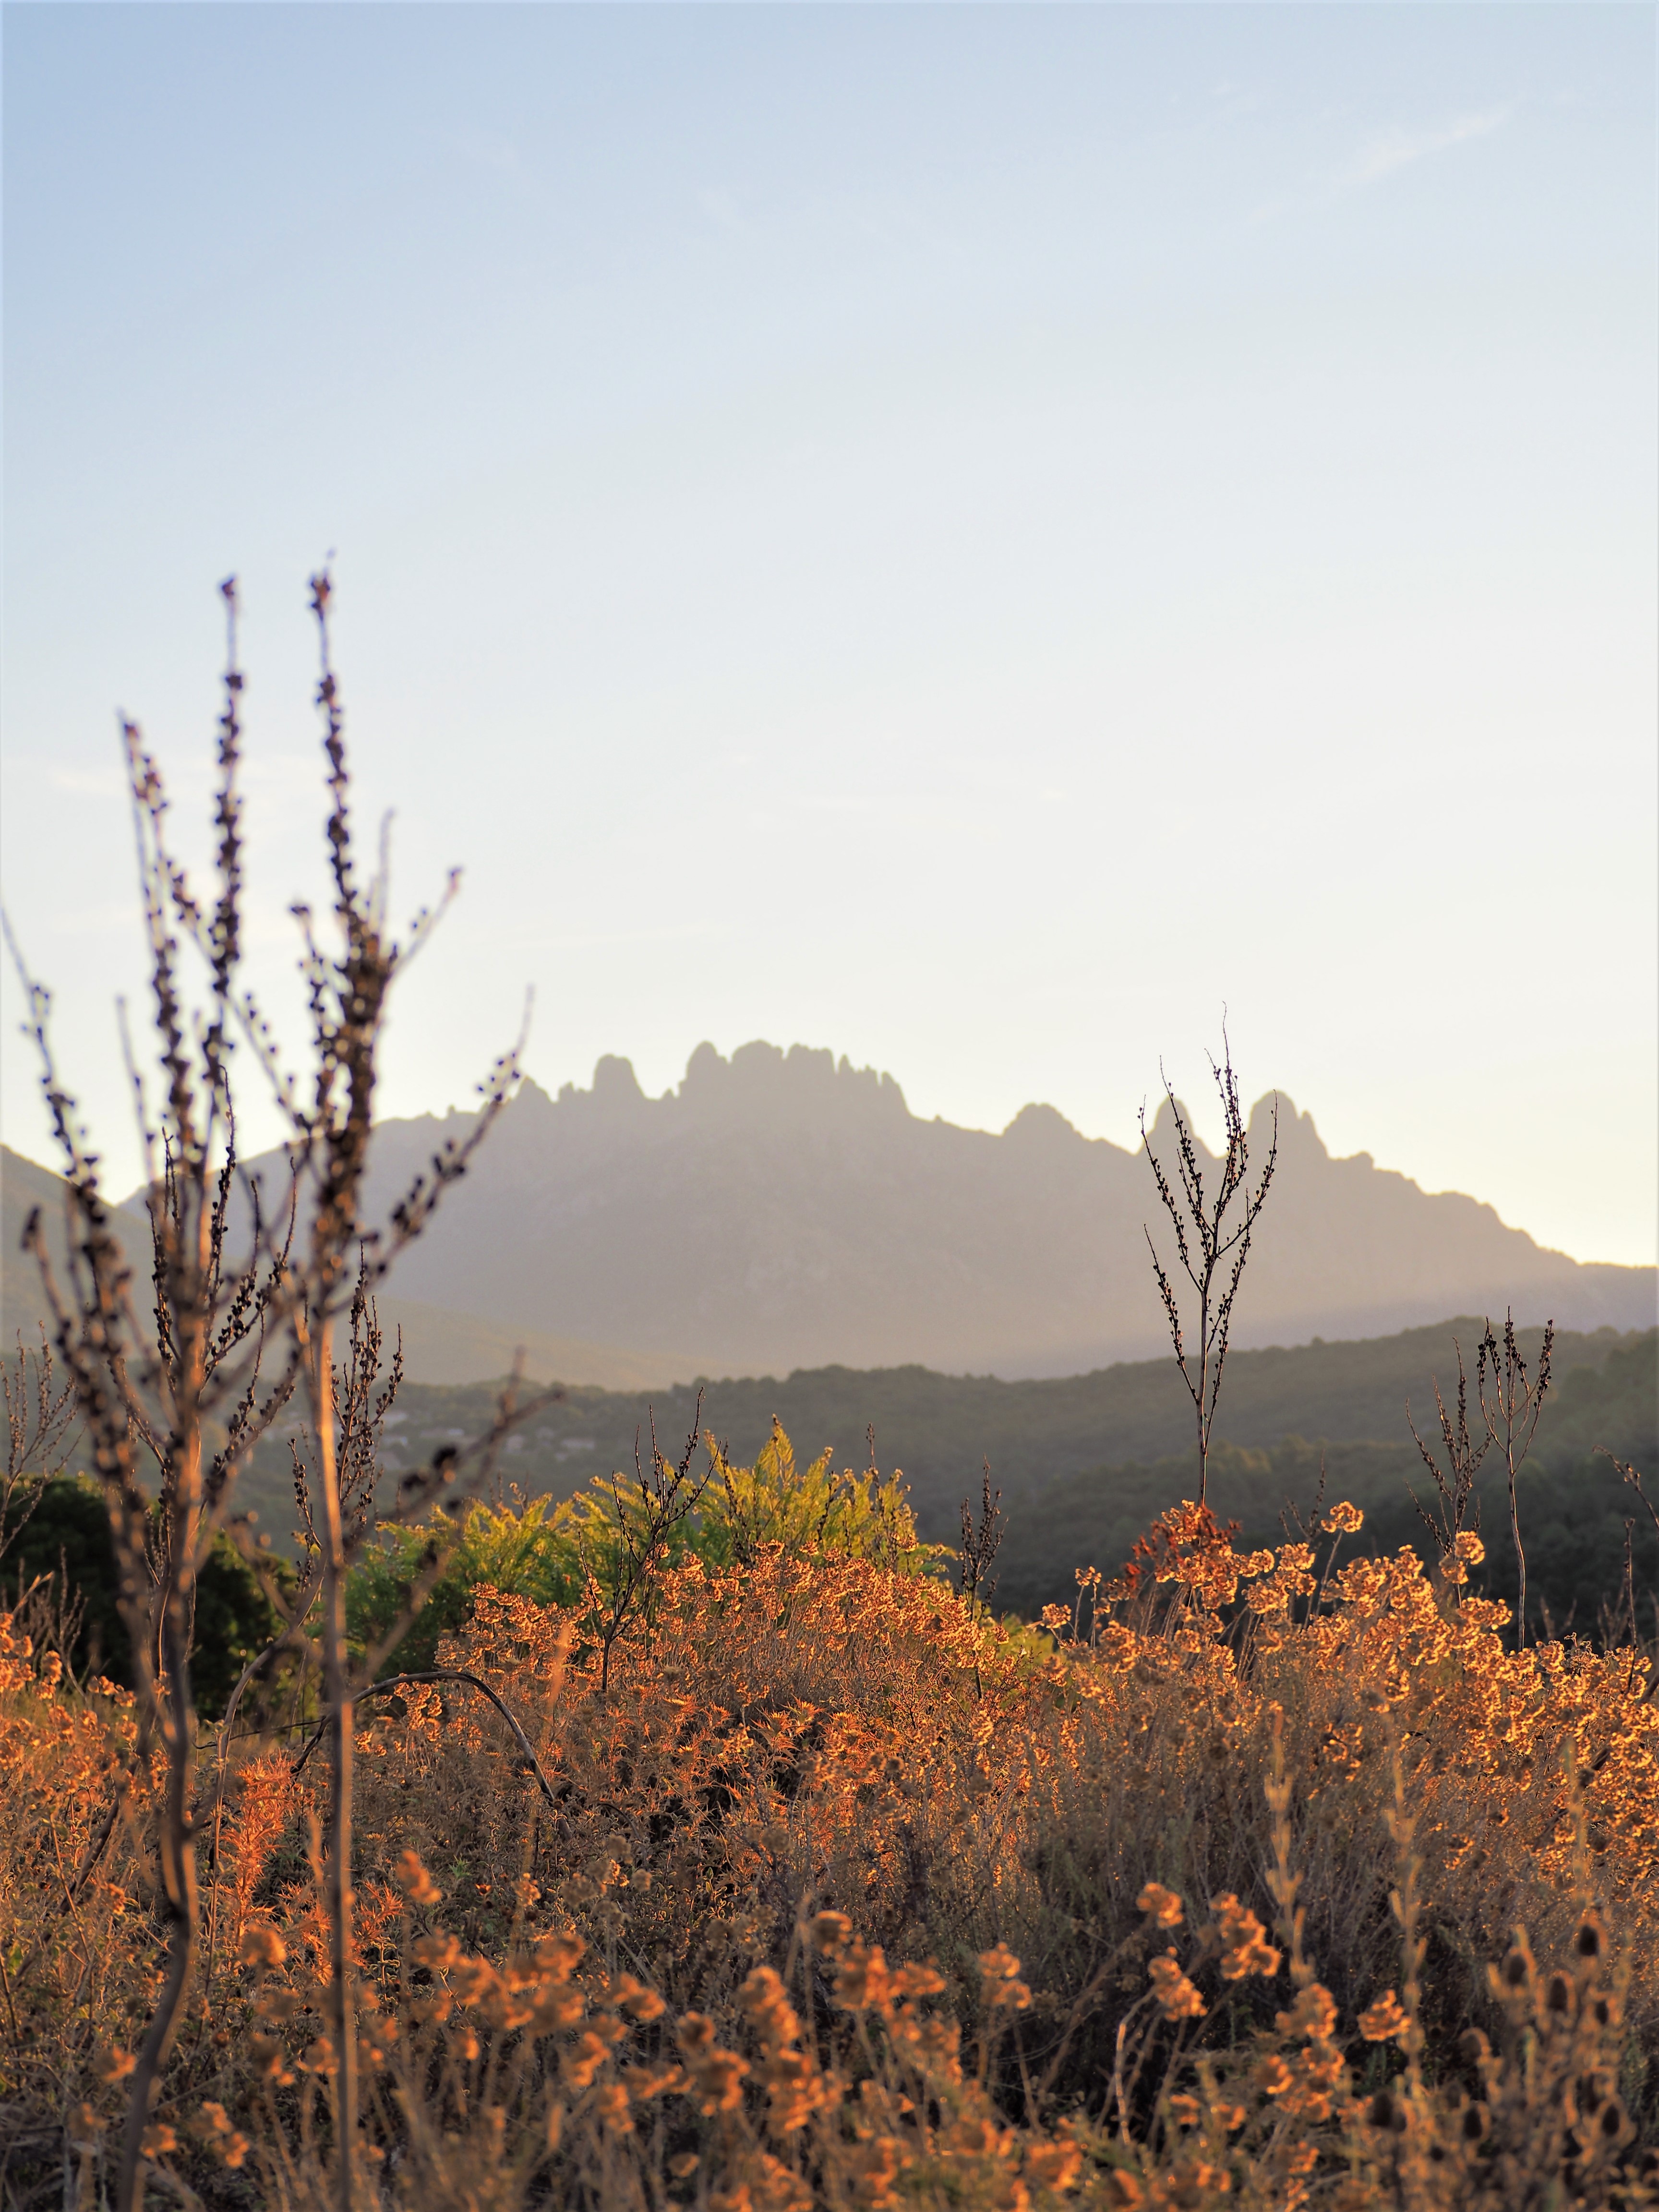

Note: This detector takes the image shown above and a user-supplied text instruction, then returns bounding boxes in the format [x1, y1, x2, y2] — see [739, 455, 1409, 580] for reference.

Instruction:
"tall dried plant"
[1405, 1339, 1490, 1590]
[4, 573, 533, 2212]
[1139, 1038, 1277, 1506]
[1478, 1310, 1553, 1650]
[957, 1461, 1004, 1698]
[576, 1396, 711, 1694]
[1, 1329, 80, 1573]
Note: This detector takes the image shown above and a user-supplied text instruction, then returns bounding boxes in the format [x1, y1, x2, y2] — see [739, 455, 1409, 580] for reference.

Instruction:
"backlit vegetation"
[4, 1467, 1657, 2206]
[1, 585, 1655, 2209]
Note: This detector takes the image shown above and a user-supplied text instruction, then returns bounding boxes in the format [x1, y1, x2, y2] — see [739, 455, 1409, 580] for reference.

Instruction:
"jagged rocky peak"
[552, 1055, 653, 1117]
[1143, 1089, 1325, 1167]
[1002, 1101, 1082, 1147]
[545, 1040, 911, 1131]
[1146, 1093, 1199, 1151]
[1250, 1094, 1328, 1161]
[675, 1040, 910, 1128]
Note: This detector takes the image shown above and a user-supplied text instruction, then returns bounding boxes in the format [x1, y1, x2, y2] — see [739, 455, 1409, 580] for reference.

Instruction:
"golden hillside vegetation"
[3, 1475, 1656, 2209]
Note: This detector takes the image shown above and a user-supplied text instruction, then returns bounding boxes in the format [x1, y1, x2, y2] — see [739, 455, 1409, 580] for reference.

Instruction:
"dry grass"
[3, 1493, 1655, 2209]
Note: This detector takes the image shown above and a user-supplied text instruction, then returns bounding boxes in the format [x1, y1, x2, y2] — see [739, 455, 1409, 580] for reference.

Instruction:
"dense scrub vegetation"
[13, 1331, 1651, 1700]
[997, 1333, 1658, 1629]
[4, 1442, 1658, 2207]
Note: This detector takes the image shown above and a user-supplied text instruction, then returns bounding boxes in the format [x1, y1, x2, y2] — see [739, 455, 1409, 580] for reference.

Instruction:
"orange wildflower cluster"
[1, 1477, 1656, 2208]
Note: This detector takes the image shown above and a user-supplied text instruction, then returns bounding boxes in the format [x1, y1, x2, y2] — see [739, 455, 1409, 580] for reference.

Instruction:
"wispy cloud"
[1343, 107, 1511, 188]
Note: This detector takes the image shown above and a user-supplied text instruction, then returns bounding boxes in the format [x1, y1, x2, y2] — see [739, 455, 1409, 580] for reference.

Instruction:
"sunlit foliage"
[3, 1433, 1656, 2207]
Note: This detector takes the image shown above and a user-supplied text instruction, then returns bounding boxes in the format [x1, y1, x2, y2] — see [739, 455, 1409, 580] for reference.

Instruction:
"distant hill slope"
[141, 1040, 1654, 1380]
[257, 1316, 1650, 1551]
[2, 1146, 703, 1392]
[2, 1144, 155, 1349]
[304, 1327, 1655, 1643]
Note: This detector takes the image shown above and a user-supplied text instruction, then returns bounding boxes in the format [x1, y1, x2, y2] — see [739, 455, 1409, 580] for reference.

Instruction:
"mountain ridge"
[7, 1039, 1651, 1382]
[121, 1040, 1657, 1378]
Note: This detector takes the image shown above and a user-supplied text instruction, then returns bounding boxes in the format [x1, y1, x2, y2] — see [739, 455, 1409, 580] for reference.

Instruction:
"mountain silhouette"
[67, 1038, 1637, 1383]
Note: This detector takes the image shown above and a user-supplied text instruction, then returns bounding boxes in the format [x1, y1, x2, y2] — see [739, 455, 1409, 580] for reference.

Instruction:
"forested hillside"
[230, 1314, 1649, 1539]
[133, 1315, 1644, 1648]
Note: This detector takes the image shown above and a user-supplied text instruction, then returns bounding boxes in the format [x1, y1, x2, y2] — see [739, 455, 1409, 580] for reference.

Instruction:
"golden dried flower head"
[610, 1973, 666, 2023]
[1024, 2140, 1082, 2190]
[193, 2104, 252, 2168]
[592, 2080, 634, 2138]
[978, 1944, 1032, 2009]
[1321, 1502, 1364, 1534]
[1455, 1531, 1485, 1563]
[1148, 1949, 1207, 2021]
[248, 2032, 295, 2087]
[1257, 2053, 1295, 2098]
[1212, 1893, 1281, 1982]
[1358, 1990, 1410, 2044]
[562, 2031, 611, 2092]
[809, 1910, 853, 1958]
[740, 1964, 802, 2049]
[675, 2014, 749, 2115]
[238, 1923, 286, 1969]
[1276, 1982, 1338, 2041]
[623, 2060, 685, 2104]
[1137, 1881, 1184, 1927]
[393, 1849, 442, 1906]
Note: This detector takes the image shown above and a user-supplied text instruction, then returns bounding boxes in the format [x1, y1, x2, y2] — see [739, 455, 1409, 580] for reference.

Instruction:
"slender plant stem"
[314, 1317, 357, 2212]
[116, 1252, 208, 2212]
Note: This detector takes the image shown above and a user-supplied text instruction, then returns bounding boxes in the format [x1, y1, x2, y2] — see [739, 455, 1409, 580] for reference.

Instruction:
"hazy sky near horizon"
[2, 4, 1655, 1269]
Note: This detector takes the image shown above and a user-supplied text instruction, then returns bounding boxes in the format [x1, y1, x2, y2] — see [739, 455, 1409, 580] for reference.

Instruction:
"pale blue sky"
[3, 4, 1655, 1268]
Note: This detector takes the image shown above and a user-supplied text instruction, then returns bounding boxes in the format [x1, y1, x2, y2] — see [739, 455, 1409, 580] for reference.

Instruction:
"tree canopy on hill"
[229, 1316, 1650, 1546]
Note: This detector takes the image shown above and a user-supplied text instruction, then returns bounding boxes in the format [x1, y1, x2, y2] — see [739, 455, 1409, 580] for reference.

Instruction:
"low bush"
[3, 1472, 1655, 2207]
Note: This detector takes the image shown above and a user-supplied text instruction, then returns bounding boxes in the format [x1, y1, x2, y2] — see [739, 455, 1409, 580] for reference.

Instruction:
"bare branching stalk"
[1478, 1310, 1553, 1651]
[578, 1395, 709, 1694]
[1405, 1340, 1490, 1603]
[958, 1462, 1003, 1697]
[5, 582, 301, 2210]
[1596, 1445, 1659, 1540]
[0, 1331, 80, 1572]
[1384, 1737, 1427, 2103]
[1139, 1039, 1276, 1506]
[5, 573, 536, 2212]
